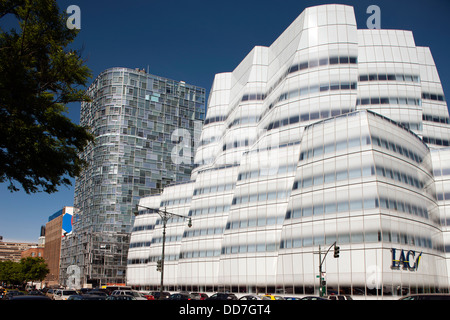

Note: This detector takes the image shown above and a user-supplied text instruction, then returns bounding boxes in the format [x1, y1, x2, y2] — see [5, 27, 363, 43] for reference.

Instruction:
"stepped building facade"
[127, 5, 450, 298]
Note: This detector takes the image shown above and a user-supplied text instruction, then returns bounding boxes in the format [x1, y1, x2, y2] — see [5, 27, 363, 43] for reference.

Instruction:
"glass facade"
[60, 67, 205, 287]
[127, 5, 450, 299]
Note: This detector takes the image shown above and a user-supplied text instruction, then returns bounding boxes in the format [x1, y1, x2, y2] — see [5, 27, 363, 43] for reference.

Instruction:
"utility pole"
[135, 204, 192, 299]
[318, 242, 340, 297]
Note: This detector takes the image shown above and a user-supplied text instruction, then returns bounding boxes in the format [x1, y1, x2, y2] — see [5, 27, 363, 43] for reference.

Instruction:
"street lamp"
[134, 204, 192, 299]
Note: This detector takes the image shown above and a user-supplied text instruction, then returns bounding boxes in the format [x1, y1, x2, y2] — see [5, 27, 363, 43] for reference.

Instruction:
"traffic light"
[156, 259, 162, 272]
[334, 244, 340, 258]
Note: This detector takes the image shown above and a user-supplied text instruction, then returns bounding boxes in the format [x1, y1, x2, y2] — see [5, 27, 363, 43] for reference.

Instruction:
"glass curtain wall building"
[127, 5, 450, 298]
[60, 67, 205, 287]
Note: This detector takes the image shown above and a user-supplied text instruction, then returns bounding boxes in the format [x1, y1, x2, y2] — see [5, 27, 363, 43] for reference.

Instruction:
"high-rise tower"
[60, 67, 205, 287]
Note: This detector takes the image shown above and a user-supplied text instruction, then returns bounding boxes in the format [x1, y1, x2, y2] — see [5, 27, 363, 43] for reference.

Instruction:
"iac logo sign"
[391, 248, 422, 271]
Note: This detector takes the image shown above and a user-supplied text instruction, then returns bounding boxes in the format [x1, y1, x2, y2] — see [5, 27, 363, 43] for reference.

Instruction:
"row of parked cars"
[3, 286, 449, 301]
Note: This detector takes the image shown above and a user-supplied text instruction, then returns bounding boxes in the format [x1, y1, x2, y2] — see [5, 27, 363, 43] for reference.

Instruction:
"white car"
[53, 289, 78, 300]
[110, 290, 147, 300]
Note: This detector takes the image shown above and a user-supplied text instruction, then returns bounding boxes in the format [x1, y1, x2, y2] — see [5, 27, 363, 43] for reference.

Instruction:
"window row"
[422, 136, 450, 147]
[132, 224, 155, 232]
[183, 226, 225, 238]
[227, 115, 259, 129]
[285, 198, 379, 220]
[375, 164, 425, 190]
[179, 249, 221, 260]
[225, 215, 284, 231]
[237, 164, 297, 182]
[433, 167, 450, 177]
[259, 81, 357, 121]
[436, 192, 450, 202]
[422, 92, 446, 102]
[265, 107, 354, 132]
[204, 115, 226, 126]
[152, 234, 182, 244]
[280, 230, 432, 250]
[231, 189, 292, 205]
[293, 165, 374, 190]
[263, 55, 358, 107]
[188, 205, 231, 217]
[356, 96, 421, 106]
[288, 56, 358, 75]
[371, 135, 424, 164]
[193, 183, 235, 196]
[222, 138, 255, 151]
[299, 135, 372, 161]
[358, 73, 420, 83]
[422, 113, 450, 124]
[129, 241, 151, 249]
[199, 135, 219, 147]
[378, 196, 429, 219]
[277, 81, 357, 103]
[285, 195, 429, 220]
[160, 197, 192, 207]
[135, 208, 160, 216]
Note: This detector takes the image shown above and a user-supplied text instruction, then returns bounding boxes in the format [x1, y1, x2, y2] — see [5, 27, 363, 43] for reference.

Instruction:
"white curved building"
[127, 4, 450, 299]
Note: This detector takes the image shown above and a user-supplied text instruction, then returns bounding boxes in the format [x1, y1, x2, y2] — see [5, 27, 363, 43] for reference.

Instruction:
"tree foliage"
[0, 257, 49, 286]
[0, 0, 93, 193]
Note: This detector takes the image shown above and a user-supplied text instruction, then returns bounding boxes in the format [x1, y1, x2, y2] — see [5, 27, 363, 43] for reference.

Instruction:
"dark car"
[2, 290, 25, 300]
[400, 294, 450, 300]
[151, 291, 171, 300]
[325, 295, 353, 300]
[207, 293, 238, 300]
[300, 296, 328, 300]
[190, 292, 209, 300]
[169, 292, 193, 300]
[85, 290, 108, 297]
[107, 295, 137, 301]
[10, 295, 51, 301]
[68, 294, 107, 300]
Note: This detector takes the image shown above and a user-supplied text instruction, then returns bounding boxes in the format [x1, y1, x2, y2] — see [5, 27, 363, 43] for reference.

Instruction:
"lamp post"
[134, 204, 192, 299]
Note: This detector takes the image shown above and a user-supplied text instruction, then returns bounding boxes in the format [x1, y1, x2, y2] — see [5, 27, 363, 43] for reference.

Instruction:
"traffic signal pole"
[318, 241, 340, 297]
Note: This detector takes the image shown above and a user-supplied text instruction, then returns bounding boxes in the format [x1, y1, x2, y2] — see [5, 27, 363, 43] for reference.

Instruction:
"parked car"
[169, 292, 194, 300]
[239, 294, 263, 300]
[45, 288, 59, 299]
[207, 293, 238, 300]
[10, 295, 51, 301]
[399, 294, 450, 300]
[107, 295, 137, 301]
[300, 296, 328, 300]
[190, 292, 209, 300]
[141, 292, 155, 300]
[325, 295, 353, 300]
[110, 289, 147, 300]
[2, 290, 24, 300]
[53, 289, 78, 300]
[84, 290, 108, 297]
[150, 291, 171, 300]
[68, 294, 107, 300]
[261, 294, 285, 300]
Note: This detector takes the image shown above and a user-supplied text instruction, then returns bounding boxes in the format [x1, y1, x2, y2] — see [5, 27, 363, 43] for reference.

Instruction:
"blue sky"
[1, 0, 449, 243]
